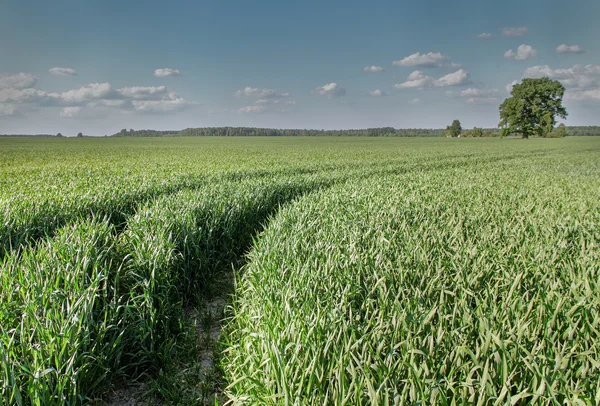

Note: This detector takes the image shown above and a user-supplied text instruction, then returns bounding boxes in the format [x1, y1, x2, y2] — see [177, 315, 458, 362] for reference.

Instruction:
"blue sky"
[1, 0, 599, 135]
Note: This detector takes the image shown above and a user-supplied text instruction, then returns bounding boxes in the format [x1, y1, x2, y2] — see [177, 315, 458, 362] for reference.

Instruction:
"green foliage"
[499, 78, 568, 139]
[566, 126, 600, 136]
[445, 119, 462, 137]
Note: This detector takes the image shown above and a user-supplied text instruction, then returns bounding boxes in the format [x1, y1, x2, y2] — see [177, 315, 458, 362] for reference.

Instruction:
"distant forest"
[2, 126, 600, 138]
[111, 127, 443, 137]
[110, 126, 600, 138]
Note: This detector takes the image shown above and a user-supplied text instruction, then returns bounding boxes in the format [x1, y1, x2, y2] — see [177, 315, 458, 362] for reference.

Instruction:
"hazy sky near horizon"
[1, 0, 599, 136]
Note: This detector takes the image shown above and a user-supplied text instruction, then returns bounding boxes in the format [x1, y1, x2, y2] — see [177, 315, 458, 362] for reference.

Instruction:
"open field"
[1, 137, 599, 404]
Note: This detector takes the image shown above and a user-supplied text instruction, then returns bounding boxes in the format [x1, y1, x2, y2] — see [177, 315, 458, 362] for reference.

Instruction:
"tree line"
[111, 127, 445, 137]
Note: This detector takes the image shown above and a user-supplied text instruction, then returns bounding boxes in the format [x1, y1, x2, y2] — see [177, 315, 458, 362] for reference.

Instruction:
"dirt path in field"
[104, 272, 233, 406]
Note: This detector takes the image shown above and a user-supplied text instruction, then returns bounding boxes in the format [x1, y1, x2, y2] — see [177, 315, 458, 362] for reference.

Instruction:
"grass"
[0, 136, 599, 404]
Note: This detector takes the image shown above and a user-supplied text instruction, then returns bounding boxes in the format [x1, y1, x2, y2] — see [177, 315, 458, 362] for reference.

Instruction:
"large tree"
[445, 119, 462, 137]
[499, 77, 567, 139]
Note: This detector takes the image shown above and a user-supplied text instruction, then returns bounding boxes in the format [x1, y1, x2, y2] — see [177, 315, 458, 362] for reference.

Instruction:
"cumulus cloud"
[392, 52, 451, 68]
[556, 44, 583, 54]
[524, 64, 600, 88]
[234, 87, 289, 99]
[49, 67, 77, 76]
[394, 69, 469, 89]
[364, 65, 384, 72]
[59, 83, 118, 104]
[567, 88, 600, 101]
[154, 68, 181, 77]
[394, 70, 434, 89]
[523, 64, 600, 101]
[0, 73, 38, 90]
[313, 82, 346, 98]
[117, 86, 168, 100]
[60, 107, 83, 117]
[504, 44, 536, 61]
[436, 69, 469, 86]
[0, 72, 195, 117]
[236, 105, 266, 113]
[366, 89, 387, 96]
[501, 26, 528, 37]
[0, 88, 52, 104]
[477, 33, 493, 39]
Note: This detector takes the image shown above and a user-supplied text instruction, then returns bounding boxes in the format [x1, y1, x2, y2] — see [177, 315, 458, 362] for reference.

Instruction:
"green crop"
[224, 153, 600, 404]
[0, 136, 599, 404]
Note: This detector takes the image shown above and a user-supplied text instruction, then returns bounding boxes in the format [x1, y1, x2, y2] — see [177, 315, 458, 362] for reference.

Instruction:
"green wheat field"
[1, 136, 599, 405]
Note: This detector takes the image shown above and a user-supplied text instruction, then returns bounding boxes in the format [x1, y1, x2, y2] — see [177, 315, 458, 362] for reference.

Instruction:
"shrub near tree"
[499, 77, 567, 139]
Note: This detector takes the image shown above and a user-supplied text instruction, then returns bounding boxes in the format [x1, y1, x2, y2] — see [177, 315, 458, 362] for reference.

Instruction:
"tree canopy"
[499, 77, 567, 139]
[444, 120, 462, 137]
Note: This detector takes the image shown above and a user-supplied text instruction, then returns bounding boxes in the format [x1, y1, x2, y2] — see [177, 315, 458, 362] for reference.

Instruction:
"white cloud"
[477, 33, 493, 39]
[366, 89, 387, 96]
[410, 98, 421, 104]
[504, 44, 536, 61]
[524, 64, 600, 89]
[394, 69, 469, 89]
[313, 82, 346, 98]
[436, 69, 469, 86]
[236, 105, 266, 113]
[132, 98, 191, 113]
[60, 107, 83, 117]
[392, 52, 451, 68]
[567, 88, 600, 101]
[60, 83, 115, 103]
[154, 68, 181, 77]
[556, 44, 583, 54]
[523, 64, 600, 101]
[0, 76, 195, 117]
[234, 87, 289, 99]
[0, 88, 51, 104]
[501, 26, 528, 37]
[459, 88, 499, 97]
[364, 65, 384, 72]
[394, 70, 434, 89]
[0, 73, 38, 90]
[117, 86, 168, 100]
[49, 67, 77, 76]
